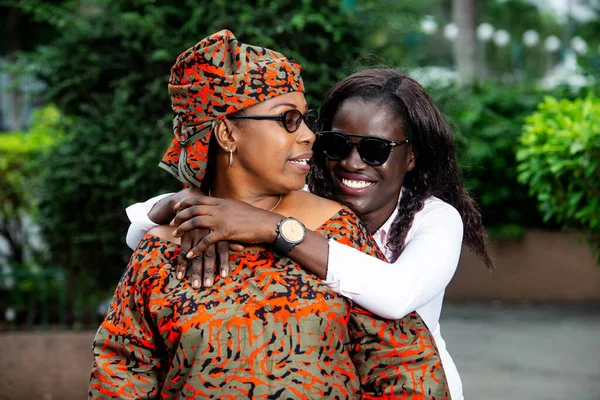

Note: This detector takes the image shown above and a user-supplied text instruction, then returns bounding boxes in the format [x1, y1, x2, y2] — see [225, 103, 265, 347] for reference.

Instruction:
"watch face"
[280, 219, 305, 243]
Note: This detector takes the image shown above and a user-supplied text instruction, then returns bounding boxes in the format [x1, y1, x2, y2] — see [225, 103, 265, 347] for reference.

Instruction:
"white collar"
[373, 188, 402, 247]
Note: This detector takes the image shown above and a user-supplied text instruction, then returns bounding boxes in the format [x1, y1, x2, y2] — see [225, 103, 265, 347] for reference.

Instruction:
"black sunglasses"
[227, 109, 318, 133]
[317, 131, 410, 166]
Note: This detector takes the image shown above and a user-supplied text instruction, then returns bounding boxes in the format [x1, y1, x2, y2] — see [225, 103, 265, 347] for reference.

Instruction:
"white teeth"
[341, 178, 374, 189]
[289, 159, 309, 165]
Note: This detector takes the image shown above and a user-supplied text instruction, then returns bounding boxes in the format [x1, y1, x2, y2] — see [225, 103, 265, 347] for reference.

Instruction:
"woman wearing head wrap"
[89, 31, 449, 399]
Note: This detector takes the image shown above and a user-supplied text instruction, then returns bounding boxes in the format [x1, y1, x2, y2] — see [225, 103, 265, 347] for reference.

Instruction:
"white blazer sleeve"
[125, 193, 175, 250]
[323, 203, 463, 320]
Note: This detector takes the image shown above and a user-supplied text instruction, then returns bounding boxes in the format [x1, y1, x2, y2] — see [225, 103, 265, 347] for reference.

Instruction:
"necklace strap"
[269, 194, 283, 212]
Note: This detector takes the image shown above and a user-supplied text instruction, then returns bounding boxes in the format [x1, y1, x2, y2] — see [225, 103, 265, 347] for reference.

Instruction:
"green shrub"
[517, 95, 600, 261]
[33, 101, 181, 288]
[0, 105, 60, 265]
[428, 81, 576, 237]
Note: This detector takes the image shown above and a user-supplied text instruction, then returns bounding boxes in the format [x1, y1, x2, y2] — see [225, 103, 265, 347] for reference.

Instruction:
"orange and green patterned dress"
[89, 209, 449, 399]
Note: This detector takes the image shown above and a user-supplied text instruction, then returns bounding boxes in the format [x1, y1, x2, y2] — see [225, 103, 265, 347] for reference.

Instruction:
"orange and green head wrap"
[160, 29, 305, 187]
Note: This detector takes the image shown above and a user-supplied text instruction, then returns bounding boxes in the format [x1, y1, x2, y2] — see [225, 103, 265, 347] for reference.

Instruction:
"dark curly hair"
[309, 68, 493, 269]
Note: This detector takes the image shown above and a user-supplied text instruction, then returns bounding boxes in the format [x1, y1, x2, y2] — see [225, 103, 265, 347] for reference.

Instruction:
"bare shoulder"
[282, 191, 344, 230]
[291, 190, 342, 212]
[147, 225, 181, 245]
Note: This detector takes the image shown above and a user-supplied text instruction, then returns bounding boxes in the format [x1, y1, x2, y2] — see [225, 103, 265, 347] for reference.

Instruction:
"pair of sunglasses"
[228, 109, 318, 133]
[317, 131, 409, 166]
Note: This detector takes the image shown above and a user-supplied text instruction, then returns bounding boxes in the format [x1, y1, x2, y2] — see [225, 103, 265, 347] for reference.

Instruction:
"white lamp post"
[522, 30, 541, 80]
[543, 35, 561, 77]
[476, 23, 494, 77]
[491, 30, 511, 76]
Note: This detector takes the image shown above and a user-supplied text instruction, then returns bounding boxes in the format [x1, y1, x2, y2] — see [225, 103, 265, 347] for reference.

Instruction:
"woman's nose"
[296, 121, 316, 146]
[339, 145, 366, 171]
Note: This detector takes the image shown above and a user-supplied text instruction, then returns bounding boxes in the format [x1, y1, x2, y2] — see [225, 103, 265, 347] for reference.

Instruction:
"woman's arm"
[326, 202, 463, 319]
[171, 195, 331, 279]
[172, 196, 463, 320]
[126, 192, 176, 250]
[317, 208, 450, 398]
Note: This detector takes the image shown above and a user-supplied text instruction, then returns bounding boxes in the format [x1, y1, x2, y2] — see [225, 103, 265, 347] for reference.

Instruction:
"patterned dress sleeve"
[318, 209, 450, 400]
[89, 236, 169, 399]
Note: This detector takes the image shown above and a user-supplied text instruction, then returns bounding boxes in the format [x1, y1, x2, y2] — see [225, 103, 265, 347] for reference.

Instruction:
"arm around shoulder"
[325, 200, 464, 320]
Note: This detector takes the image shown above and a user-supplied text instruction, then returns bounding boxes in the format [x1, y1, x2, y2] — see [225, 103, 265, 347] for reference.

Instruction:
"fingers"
[229, 243, 245, 252]
[172, 216, 211, 237]
[176, 233, 192, 281]
[175, 252, 188, 281]
[191, 255, 203, 289]
[173, 195, 219, 212]
[217, 241, 230, 278]
[181, 229, 217, 289]
[171, 206, 212, 227]
[203, 244, 217, 287]
[186, 232, 219, 259]
[177, 237, 233, 288]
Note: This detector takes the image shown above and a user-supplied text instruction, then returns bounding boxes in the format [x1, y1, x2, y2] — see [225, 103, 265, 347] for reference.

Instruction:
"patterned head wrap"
[159, 29, 305, 187]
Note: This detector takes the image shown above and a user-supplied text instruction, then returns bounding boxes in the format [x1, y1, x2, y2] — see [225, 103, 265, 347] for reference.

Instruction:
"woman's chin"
[336, 191, 370, 216]
[277, 177, 307, 194]
[289, 180, 308, 192]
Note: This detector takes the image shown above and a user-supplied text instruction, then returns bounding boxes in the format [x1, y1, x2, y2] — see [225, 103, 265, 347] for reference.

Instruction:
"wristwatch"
[273, 217, 306, 256]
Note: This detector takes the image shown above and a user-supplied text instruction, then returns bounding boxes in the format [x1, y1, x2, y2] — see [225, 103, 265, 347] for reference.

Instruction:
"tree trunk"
[5, 3, 23, 131]
[452, 0, 479, 84]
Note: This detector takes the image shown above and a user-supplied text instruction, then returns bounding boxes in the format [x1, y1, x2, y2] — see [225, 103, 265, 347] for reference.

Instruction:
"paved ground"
[1, 303, 599, 399]
[440, 303, 600, 400]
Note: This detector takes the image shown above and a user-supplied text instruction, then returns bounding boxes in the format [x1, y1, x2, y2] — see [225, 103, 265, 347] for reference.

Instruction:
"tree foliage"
[429, 81, 582, 237]
[0, 106, 60, 265]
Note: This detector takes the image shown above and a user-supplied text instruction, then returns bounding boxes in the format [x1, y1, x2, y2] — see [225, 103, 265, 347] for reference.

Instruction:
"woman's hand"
[171, 194, 331, 284]
[153, 188, 240, 289]
[170, 195, 283, 257]
[146, 188, 201, 225]
[173, 226, 238, 289]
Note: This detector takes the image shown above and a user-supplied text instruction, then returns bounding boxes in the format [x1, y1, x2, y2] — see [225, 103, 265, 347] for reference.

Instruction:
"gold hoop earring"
[229, 148, 233, 167]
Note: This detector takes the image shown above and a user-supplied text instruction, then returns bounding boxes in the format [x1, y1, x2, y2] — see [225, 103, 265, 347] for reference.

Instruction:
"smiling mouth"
[340, 178, 375, 189]
[288, 159, 310, 166]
